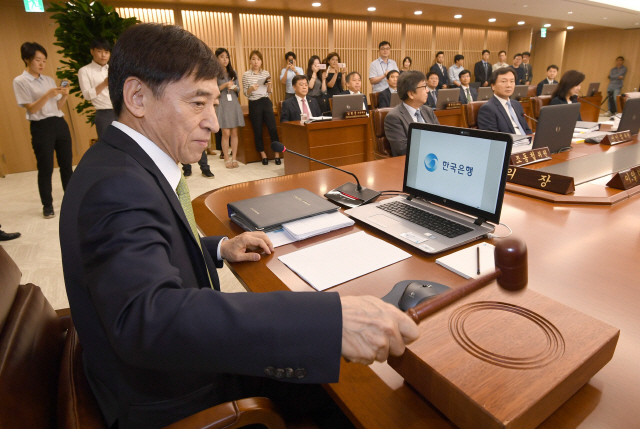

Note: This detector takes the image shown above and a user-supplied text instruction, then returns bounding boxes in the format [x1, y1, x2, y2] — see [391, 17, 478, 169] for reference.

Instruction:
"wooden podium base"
[388, 285, 619, 429]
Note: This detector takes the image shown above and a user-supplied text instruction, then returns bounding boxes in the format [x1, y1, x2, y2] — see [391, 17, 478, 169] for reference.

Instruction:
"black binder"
[227, 188, 338, 232]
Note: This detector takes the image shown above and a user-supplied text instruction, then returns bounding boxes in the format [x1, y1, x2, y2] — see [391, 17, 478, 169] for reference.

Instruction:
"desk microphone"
[522, 113, 538, 123]
[577, 97, 622, 119]
[270, 141, 380, 208]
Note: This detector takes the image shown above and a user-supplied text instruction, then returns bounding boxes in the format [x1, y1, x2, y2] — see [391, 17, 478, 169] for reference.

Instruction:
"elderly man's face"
[143, 75, 220, 164]
[347, 74, 362, 93]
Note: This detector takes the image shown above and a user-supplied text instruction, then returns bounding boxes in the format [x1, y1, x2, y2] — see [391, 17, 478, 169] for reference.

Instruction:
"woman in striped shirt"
[242, 50, 281, 165]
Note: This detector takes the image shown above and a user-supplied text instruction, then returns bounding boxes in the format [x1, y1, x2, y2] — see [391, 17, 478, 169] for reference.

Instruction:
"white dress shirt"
[492, 62, 509, 72]
[295, 94, 311, 116]
[403, 102, 423, 122]
[111, 121, 226, 259]
[369, 57, 399, 92]
[448, 65, 464, 85]
[13, 70, 63, 121]
[461, 85, 473, 102]
[78, 61, 112, 110]
[494, 95, 523, 135]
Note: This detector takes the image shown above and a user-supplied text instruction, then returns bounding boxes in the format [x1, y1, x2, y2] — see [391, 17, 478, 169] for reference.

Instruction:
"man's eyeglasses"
[415, 84, 428, 91]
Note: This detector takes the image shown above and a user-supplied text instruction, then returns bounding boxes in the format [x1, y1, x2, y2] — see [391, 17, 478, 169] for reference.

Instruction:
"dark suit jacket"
[429, 63, 449, 89]
[477, 95, 532, 135]
[426, 89, 437, 108]
[513, 66, 526, 85]
[384, 103, 440, 156]
[340, 90, 369, 112]
[474, 61, 491, 84]
[378, 88, 394, 108]
[550, 96, 583, 121]
[59, 126, 342, 429]
[521, 63, 533, 84]
[536, 79, 558, 96]
[280, 95, 322, 122]
[459, 87, 479, 104]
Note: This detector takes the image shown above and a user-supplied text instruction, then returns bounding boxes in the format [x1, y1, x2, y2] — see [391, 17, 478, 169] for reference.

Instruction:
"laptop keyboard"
[377, 201, 473, 238]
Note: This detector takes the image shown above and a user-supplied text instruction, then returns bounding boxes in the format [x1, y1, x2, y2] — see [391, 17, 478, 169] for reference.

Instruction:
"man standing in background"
[448, 54, 465, 87]
[474, 50, 491, 87]
[430, 51, 449, 89]
[78, 39, 114, 139]
[512, 53, 525, 85]
[607, 56, 626, 115]
[493, 50, 509, 72]
[521, 51, 533, 85]
[369, 41, 399, 93]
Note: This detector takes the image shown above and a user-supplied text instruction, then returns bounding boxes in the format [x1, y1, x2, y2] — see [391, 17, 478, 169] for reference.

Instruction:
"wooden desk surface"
[193, 157, 640, 429]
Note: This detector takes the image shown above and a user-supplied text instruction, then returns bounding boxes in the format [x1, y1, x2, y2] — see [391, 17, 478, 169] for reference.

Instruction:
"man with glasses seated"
[384, 70, 439, 156]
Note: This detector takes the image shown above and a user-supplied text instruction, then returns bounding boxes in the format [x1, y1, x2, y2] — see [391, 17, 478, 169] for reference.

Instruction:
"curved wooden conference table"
[193, 148, 640, 428]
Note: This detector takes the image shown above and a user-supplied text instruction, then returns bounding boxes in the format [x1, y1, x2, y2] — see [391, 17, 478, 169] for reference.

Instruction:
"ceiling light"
[544, 24, 551, 27]
[312, 2, 321, 6]
[488, 18, 496, 22]
[454, 14, 462, 18]
[414, 11, 422, 15]
[589, 0, 640, 13]
[568, 11, 573, 14]
[523, 4, 528, 7]
[603, 17, 608, 19]
[367, 7, 376, 11]
[518, 21, 525, 25]
[567, 26, 574, 29]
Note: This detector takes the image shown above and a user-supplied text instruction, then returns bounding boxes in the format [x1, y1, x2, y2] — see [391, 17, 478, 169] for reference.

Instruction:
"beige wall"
[530, 30, 566, 87]
[507, 28, 532, 59]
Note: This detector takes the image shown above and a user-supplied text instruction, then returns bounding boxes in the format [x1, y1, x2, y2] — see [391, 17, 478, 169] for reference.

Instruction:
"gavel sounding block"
[387, 285, 619, 429]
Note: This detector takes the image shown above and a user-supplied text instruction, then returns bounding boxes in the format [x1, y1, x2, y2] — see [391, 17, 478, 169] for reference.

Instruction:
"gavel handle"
[407, 269, 502, 324]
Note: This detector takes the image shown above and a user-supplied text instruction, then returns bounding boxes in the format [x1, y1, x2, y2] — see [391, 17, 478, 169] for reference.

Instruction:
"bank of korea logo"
[424, 153, 438, 172]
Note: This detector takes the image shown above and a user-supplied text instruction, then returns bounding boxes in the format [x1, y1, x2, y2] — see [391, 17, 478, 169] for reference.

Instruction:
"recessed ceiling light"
[568, 11, 573, 14]
[414, 10, 422, 15]
[312, 2, 321, 6]
[367, 6, 376, 11]
[518, 21, 525, 25]
[603, 17, 608, 19]
[454, 14, 462, 18]
[523, 4, 528, 7]
[544, 24, 551, 27]
[488, 18, 496, 22]
[567, 26, 574, 29]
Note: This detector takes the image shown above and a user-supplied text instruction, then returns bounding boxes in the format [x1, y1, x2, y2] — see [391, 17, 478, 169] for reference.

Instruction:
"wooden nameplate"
[388, 285, 619, 429]
[506, 166, 575, 194]
[344, 110, 368, 119]
[510, 147, 552, 167]
[446, 102, 462, 110]
[606, 164, 640, 190]
[600, 130, 632, 145]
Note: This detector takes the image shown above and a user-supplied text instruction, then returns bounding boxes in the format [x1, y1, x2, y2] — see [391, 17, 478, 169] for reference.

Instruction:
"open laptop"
[541, 84, 557, 96]
[513, 103, 581, 154]
[613, 97, 640, 134]
[345, 124, 513, 254]
[477, 87, 494, 100]
[469, 82, 481, 90]
[510, 85, 529, 100]
[435, 88, 462, 110]
[332, 94, 367, 119]
[586, 82, 600, 97]
[390, 92, 401, 107]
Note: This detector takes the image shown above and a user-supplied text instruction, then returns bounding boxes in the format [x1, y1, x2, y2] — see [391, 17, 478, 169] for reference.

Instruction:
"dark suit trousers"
[29, 116, 73, 206]
[248, 97, 280, 152]
[181, 151, 209, 174]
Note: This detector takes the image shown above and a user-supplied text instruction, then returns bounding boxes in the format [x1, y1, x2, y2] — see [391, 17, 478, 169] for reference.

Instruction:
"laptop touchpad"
[368, 214, 400, 228]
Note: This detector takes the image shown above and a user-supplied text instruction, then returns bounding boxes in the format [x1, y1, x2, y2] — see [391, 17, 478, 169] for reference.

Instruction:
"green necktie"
[176, 174, 214, 288]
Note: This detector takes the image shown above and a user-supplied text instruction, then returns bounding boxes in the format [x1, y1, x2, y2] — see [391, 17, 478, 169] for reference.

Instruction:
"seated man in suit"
[429, 51, 448, 89]
[384, 70, 439, 156]
[280, 75, 321, 122]
[59, 23, 418, 429]
[458, 70, 477, 104]
[536, 64, 559, 96]
[425, 71, 439, 108]
[477, 67, 532, 136]
[340, 71, 368, 111]
[474, 49, 491, 87]
[377, 70, 399, 108]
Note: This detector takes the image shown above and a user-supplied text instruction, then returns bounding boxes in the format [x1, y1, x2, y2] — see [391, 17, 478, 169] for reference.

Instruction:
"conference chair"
[369, 92, 380, 109]
[277, 100, 284, 121]
[532, 96, 552, 119]
[0, 246, 285, 429]
[527, 85, 537, 98]
[461, 100, 487, 129]
[371, 108, 393, 159]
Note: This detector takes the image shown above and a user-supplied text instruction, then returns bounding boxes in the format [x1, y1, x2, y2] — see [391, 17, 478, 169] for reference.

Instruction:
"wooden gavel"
[407, 237, 528, 324]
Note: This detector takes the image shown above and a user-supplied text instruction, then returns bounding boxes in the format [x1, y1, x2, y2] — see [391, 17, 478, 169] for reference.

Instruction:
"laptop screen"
[403, 125, 512, 224]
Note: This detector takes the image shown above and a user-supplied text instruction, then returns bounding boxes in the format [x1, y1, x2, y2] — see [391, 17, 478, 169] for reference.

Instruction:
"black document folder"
[227, 188, 338, 232]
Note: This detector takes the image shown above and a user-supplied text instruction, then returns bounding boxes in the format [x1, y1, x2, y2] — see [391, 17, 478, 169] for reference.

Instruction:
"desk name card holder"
[507, 166, 575, 195]
[344, 110, 368, 119]
[510, 147, 552, 167]
[606, 164, 640, 190]
[600, 130, 632, 146]
[446, 102, 462, 110]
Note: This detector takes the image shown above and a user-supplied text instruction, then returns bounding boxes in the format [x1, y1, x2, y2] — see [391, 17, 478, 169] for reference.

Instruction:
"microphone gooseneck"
[522, 113, 538, 123]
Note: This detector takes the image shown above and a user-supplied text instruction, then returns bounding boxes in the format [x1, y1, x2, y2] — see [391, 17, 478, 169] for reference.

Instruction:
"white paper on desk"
[436, 242, 495, 279]
[266, 229, 296, 248]
[278, 231, 411, 291]
[283, 211, 354, 241]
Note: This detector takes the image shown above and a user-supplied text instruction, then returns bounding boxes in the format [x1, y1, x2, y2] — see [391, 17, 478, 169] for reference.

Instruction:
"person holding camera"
[306, 55, 328, 113]
[13, 42, 73, 219]
[279, 51, 304, 100]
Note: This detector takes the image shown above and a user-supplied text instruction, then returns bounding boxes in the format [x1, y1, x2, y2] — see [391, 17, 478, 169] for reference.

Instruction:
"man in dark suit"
[377, 70, 399, 108]
[280, 75, 322, 122]
[59, 24, 418, 429]
[477, 67, 532, 135]
[521, 51, 533, 85]
[512, 53, 526, 85]
[340, 71, 369, 112]
[384, 70, 439, 156]
[536, 64, 559, 96]
[474, 49, 492, 87]
[458, 70, 478, 104]
[425, 71, 439, 108]
[429, 51, 449, 89]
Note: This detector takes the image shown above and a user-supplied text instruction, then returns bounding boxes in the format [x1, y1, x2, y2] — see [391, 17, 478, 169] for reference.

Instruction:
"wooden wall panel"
[290, 16, 329, 76]
[334, 19, 368, 94]
[462, 28, 485, 72]
[435, 26, 461, 67]
[531, 30, 566, 88]
[371, 22, 402, 65]
[508, 28, 532, 58]
[115, 7, 175, 24]
[486, 29, 509, 65]
[239, 13, 285, 105]
[406, 24, 433, 74]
